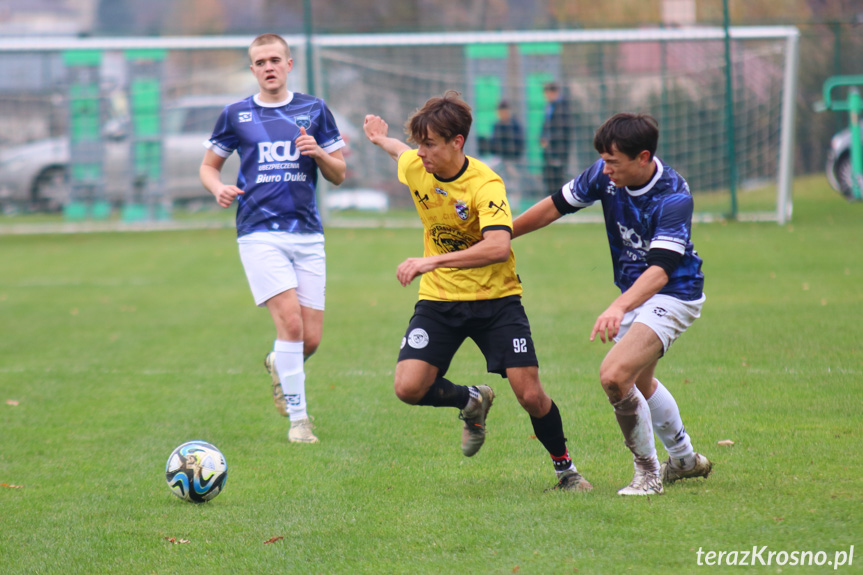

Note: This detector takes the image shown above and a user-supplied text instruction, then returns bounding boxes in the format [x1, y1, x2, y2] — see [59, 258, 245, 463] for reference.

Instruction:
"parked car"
[0, 95, 360, 212]
[826, 121, 863, 199]
[0, 96, 234, 211]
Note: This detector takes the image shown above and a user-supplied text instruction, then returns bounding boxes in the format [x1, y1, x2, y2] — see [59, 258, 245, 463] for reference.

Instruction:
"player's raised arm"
[364, 114, 411, 161]
[511, 195, 564, 239]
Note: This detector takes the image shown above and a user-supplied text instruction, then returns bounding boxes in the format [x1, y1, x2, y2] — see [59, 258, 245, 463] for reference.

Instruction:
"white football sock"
[274, 340, 307, 422]
[613, 386, 659, 474]
[646, 379, 695, 469]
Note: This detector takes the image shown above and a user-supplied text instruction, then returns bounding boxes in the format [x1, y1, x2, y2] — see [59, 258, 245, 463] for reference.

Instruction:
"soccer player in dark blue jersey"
[200, 33, 347, 444]
[513, 113, 712, 495]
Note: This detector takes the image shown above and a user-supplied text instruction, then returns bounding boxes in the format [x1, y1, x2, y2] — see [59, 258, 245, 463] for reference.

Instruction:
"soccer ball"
[165, 440, 228, 503]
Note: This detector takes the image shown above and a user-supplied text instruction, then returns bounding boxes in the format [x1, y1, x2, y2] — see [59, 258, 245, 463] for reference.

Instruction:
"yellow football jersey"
[397, 150, 522, 301]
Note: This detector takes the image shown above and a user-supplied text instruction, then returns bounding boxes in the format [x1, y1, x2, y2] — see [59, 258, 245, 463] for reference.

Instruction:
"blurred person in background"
[540, 82, 573, 197]
[478, 100, 525, 208]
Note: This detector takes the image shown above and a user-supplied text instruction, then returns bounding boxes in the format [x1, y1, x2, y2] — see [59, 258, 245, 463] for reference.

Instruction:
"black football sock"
[416, 376, 471, 409]
[530, 401, 570, 461]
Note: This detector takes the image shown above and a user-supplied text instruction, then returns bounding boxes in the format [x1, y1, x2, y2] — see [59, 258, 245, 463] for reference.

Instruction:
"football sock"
[529, 402, 577, 475]
[646, 379, 695, 469]
[274, 339, 307, 422]
[612, 387, 659, 474]
[550, 451, 577, 477]
[416, 376, 471, 409]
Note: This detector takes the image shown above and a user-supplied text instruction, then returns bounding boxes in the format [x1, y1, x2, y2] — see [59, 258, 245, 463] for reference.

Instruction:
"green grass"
[1, 175, 861, 574]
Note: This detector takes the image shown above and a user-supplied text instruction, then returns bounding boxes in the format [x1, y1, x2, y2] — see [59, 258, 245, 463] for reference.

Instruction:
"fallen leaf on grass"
[164, 537, 190, 544]
[717, 439, 735, 446]
[264, 536, 284, 545]
[6, 400, 19, 406]
[1, 483, 23, 489]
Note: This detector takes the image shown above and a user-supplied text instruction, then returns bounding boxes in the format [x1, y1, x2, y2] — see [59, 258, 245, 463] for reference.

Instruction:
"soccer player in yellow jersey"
[364, 91, 591, 491]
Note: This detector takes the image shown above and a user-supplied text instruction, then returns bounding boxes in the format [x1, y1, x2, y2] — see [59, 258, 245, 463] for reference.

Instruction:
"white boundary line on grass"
[0, 211, 780, 235]
[0, 220, 234, 235]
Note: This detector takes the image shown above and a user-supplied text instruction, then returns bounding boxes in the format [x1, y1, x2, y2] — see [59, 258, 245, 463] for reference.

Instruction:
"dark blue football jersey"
[552, 157, 704, 301]
[206, 92, 345, 237]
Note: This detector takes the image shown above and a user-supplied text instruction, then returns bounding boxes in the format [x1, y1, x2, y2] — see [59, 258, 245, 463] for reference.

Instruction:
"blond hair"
[249, 33, 291, 61]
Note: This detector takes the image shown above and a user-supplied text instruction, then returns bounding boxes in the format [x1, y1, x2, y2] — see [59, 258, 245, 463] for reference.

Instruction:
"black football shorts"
[397, 295, 538, 377]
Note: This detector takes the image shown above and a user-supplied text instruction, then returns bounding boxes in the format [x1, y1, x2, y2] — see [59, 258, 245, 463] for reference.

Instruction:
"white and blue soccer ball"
[165, 440, 228, 503]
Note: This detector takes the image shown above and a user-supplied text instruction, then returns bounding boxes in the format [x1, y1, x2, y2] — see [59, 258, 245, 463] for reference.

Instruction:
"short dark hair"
[543, 82, 560, 92]
[593, 112, 659, 159]
[405, 90, 472, 145]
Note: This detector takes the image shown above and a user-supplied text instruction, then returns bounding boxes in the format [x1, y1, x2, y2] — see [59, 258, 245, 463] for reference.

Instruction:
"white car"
[0, 96, 241, 211]
[825, 121, 863, 199]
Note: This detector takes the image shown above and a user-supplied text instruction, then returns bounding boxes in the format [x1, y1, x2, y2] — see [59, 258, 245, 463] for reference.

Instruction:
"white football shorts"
[237, 231, 326, 310]
[614, 293, 706, 353]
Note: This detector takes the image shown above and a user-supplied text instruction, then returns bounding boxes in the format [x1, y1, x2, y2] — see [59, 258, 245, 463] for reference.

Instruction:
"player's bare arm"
[363, 114, 411, 161]
[511, 196, 563, 239]
[200, 149, 244, 208]
[591, 265, 669, 343]
[396, 229, 511, 287]
[295, 126, 346, 185]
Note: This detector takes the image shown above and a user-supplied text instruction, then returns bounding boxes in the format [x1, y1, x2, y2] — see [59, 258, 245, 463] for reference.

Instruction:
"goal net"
[316, 27, 799, 223]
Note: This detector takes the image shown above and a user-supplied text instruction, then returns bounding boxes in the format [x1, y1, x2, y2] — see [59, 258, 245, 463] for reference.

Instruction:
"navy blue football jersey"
[206, 92, 345, 237]
[552, 157, 704, 301]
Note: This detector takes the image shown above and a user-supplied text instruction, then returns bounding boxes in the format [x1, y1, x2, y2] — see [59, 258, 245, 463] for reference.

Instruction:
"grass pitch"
[1, 175, 861, 574]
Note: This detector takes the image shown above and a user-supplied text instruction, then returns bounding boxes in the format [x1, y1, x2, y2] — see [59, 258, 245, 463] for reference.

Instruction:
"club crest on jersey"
[238, 111, 253, 123]
[434, 187, 448, 196]
[455, 200, 469, 220]
[605, 183, 617, 196]
[294, 115, 311, 129]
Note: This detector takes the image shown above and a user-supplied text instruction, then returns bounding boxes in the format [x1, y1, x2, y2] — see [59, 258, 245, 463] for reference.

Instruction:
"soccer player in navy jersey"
[513, 113, 712, 495]
[200, 33, 347, 444]
[363, 92, 592, 492]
